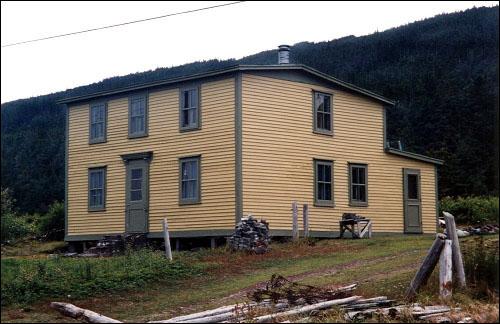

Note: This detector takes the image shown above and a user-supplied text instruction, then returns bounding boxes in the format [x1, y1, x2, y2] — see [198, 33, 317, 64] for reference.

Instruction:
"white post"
[439, 239, 453, 301]
[302, 204, 309, 238]
[162, 218, 172, 261]
[292, 201, 299, 240]
[443, 212, 466, 287]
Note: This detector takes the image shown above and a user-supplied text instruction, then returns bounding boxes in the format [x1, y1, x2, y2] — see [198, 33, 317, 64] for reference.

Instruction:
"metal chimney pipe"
[278, 45, 290, 64]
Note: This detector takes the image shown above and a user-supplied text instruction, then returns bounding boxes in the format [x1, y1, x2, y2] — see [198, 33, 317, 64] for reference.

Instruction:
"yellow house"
[59, 47, 443, 244]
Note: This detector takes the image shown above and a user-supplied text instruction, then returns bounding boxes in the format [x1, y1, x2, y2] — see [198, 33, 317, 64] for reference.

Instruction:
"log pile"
[50, 276, 468, 323]
[228, 216, 270, 254]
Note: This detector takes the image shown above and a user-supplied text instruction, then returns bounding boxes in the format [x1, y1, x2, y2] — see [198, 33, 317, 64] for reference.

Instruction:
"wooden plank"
[406, 235, 445, 299]
[359, 220, 372, 238]
[163, 218, 172, 261]
[302, 204, 309, 238]
[292, 201, 299, 240]
[439, 239, 453, 300]
[443, 212, 466, 288]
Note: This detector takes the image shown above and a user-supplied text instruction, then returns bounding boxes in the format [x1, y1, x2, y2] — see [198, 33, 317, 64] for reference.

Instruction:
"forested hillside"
[1, 6, 498, 213]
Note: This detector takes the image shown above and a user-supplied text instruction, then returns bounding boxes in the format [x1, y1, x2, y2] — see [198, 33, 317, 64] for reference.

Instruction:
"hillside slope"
[1, 6, 498, 212]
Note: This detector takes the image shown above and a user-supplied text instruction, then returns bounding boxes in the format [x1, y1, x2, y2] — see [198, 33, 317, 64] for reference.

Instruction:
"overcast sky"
[1, 1, 497, 103]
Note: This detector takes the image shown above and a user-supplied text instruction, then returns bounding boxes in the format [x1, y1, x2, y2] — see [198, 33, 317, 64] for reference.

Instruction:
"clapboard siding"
[67, 77, 235, 235]
[241, 74, 436, 234]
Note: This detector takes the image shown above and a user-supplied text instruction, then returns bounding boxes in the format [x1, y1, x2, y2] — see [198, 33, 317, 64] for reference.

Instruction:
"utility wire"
[2, 1, 245, 48]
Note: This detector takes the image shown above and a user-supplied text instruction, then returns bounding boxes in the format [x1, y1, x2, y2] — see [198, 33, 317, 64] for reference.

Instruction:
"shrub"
[1, 248, 206, 306]
[439, 196, 499, 225]
[1, 188, 34, 243]
[462, 236, 499, 297]
[37, 201, 64, 240]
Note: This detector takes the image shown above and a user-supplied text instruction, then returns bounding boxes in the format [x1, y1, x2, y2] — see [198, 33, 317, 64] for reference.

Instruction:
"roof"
[385, 148, 444, 165]
[57, 64, 396, 105]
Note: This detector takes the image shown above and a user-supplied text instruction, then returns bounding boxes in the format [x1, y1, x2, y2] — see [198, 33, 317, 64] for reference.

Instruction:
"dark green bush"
[1, 188, 35, 243]
[1, 249, 206, 306]
[439, 196, 499, 225]
[37, 201, 64, 240]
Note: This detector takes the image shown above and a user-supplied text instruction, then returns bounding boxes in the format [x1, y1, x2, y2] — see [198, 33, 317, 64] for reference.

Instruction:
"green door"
[126, 159, 149, 233]
[403, 168, 422, 234]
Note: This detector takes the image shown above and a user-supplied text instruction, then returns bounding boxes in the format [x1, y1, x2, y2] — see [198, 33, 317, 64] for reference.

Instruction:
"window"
[314, 159, 333, 206]
[349, 164, 368, 206]
[407, 174, 419, 200]
[89, 103, 106, 143]
[88, 167, 106, 210]
[130, 168, 143, 201]
[180, 87, 200, 131]
[129, 94, 147, 138]
[179, 156, 201, 204]
[313, 91, 333, 134]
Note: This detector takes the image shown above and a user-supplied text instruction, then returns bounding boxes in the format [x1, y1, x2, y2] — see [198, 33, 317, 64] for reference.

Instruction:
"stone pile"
[228, 215, 270, 254]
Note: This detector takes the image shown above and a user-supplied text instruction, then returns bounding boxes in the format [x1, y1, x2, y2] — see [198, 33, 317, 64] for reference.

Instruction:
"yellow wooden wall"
[67, 77, 235, 235]
[241, 73, 436, 234]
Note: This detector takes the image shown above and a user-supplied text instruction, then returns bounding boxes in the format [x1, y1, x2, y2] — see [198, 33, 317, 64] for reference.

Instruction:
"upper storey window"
[180, 87, 200, 131]
[129, 94, 148, 138]
[313, 91, 333, 135]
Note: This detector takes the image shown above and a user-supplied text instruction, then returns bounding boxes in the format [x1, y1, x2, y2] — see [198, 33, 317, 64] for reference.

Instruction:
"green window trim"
[89, 102, 107, 144]
[128, 94, 148, 138]
[88, 167, 106, 211]
[349, 163, 368, 207]
[179, 155, 201, 205]
[314, 159, 334, 207]
[312, 91, 333, 135]
[179, 86, 201, 132]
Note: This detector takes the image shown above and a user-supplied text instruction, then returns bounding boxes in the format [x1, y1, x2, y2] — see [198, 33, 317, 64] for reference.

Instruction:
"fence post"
[443, 212, 466, 288]
[439, 239, 453, 301]
[302, 204, 309, 238]
[162, 217, 173, 261]
[292, 201, 299, 240]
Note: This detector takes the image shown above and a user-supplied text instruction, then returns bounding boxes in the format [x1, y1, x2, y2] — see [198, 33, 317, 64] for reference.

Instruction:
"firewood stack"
[228, 215, 270, 254]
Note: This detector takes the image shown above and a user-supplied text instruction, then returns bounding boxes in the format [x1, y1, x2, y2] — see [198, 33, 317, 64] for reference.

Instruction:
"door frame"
[121, 152, 153, 234]
[403, 168, 423, 234]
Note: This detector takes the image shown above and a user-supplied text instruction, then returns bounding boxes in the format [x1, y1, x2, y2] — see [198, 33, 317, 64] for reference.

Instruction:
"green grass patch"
[1, 248, 206, 306]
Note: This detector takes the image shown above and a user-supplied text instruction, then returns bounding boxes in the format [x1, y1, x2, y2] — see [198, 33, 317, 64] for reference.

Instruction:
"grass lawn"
[1, 234, 498, 323]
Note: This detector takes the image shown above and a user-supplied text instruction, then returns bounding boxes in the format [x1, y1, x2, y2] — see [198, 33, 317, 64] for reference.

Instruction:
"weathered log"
[50, 302, 122, 323]
[406, 235, 445, 299]
[439, 239, 453, 300]
[173, 302, 289, 323]
[253, 296, 362, 323]
[443, 211, 466, 287]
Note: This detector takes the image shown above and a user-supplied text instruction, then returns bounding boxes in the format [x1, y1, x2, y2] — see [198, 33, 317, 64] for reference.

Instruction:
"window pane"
[131, 190, 142, 201]
[359, 185, 366, 202]
[182, 109, 189, 127]
[352, 168, 359, 184]
[132, 168, 142, 179]
[324, 164, 331, 182]
[183, 91, 190, 109]
[408, 174, 419, 199]
[318, 182, 325, 200]
[315, 93, 324, 112]
[323, 96, 331, 113]
[324, 182, 331, 201]
[324, 112, 331, 131]
[188, 107, 197, 125]
[316, 112, 324, 130]
[358, 168, 365, 184]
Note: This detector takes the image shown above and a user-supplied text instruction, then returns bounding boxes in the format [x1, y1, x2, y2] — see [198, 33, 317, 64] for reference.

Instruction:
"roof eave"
[385, 148, 444, 165]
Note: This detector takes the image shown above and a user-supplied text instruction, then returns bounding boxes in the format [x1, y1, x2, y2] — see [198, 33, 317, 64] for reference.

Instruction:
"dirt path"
[219, 249, 423, 303]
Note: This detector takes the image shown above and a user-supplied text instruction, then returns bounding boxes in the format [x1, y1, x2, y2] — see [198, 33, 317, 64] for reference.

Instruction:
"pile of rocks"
[228, 215, 270, 254]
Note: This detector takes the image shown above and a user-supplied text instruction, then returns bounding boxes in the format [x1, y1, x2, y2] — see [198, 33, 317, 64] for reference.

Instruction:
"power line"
[2, 1, 245, 48]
